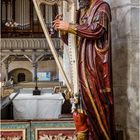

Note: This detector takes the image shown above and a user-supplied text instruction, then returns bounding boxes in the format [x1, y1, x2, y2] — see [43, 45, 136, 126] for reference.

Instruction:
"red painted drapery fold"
[61, 0, 115, 139]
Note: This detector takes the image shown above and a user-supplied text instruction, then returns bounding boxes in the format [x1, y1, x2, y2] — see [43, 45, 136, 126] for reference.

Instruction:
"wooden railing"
[1, 38, 60, 50]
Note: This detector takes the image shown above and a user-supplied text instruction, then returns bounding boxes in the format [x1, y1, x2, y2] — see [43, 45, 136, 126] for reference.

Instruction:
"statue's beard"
[79, 0, 90, 9]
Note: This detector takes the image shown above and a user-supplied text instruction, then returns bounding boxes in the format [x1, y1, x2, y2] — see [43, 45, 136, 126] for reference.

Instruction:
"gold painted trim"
[100, 88, 111, 93]
[76, 129, 88, 133]
[82, 40, 110, 140]
[84, 81, 110, 140]
[35, 127, 75, 140]
[60, 30, 68, 35]
[68, 23, 77, 34]
[94, 41, 109, 53]
[76, 130, 88, 140]
[1, 129, 26, 140]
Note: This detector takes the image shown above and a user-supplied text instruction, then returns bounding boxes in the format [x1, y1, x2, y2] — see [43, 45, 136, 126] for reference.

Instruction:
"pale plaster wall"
[9, 68, 32, 83]
[1, 60, 58, 81]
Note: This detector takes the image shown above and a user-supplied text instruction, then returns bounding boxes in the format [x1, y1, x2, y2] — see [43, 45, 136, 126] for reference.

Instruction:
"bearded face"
[78, 0, 90, 9]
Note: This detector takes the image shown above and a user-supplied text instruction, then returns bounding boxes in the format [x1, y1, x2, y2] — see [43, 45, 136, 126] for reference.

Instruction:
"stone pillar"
[125, 2, 139, 139]
[32, 53, 37, 82]
[106, 0, 139, 139]
[32, 62, 38, 82]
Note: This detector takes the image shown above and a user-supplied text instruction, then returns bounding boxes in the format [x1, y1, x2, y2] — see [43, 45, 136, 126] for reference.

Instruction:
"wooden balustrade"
[1, 38, 60, 50]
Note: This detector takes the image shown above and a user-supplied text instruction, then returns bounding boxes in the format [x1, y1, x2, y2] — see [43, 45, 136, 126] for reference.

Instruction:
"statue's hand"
[55, 14, 63, 20]
[53, 19, 69, 31]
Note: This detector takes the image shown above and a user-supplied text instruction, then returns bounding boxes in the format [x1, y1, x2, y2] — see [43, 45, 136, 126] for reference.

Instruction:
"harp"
[32, 0, 79, 111]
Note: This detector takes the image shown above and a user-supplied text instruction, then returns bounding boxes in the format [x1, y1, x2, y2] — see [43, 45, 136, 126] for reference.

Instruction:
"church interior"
[0, 0, 139, 140]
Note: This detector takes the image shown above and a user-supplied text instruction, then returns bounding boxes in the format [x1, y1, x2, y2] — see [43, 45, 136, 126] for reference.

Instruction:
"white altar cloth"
[10, 92, 64, 120]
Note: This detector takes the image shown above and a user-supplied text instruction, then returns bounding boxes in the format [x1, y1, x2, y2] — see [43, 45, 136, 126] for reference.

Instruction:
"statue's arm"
[68, 5, 109, 39]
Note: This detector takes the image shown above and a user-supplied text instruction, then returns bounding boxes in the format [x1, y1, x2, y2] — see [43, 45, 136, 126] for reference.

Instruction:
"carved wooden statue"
[33, 0, 115, 139]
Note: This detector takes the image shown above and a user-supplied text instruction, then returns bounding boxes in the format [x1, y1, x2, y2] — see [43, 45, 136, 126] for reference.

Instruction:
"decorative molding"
[1, 120, 75, 140]
[0, 129, 26, 140]
[1, 122, 30, 140]
[35, 128, 76, 140]
[1, 38, 60, 50]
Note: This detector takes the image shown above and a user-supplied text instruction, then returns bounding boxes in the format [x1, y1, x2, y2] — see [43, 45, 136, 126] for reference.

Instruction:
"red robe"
[62, 0, 115, 139]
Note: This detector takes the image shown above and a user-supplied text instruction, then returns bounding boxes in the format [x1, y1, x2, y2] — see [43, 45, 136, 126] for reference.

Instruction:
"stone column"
[32, 62, 39, 90]
[125, 3, 139, 139]
[32, 53, 37, 82]
[32, 62, 38, 82]
[106, 0, 139, 139]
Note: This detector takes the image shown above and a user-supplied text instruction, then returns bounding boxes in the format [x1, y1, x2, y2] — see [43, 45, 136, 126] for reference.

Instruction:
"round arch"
[9, 68, 33, 83]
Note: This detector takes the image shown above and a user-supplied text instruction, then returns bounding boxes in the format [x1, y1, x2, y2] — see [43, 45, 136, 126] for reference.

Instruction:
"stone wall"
[1, 60, 58, 81]
[106, 0, 139, 139]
